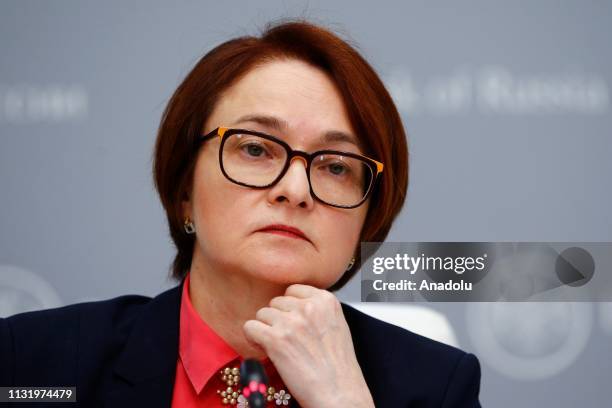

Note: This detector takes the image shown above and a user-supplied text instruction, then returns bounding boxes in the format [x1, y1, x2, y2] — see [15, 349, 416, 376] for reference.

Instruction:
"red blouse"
[171, 272, 292, 407]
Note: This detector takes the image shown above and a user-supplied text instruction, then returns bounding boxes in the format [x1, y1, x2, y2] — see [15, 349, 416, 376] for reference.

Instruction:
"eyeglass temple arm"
[200, 126, 229, 141]
[374, 160, 384, 175]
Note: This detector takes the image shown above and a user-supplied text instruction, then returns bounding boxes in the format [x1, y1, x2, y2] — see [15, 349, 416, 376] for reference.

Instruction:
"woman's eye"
[327, 162, 349, 175]
[242, 143, 266, 157]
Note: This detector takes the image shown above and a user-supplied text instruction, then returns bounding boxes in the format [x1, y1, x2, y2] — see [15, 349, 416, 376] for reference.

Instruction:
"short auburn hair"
[152, 18, 408, 291]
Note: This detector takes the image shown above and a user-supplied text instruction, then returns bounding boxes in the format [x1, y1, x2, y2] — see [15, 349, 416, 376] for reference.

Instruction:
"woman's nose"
[266, 156, 315, 209]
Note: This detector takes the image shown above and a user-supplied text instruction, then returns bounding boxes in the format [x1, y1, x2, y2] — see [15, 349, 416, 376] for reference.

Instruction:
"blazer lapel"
[105, 279, 185, 408]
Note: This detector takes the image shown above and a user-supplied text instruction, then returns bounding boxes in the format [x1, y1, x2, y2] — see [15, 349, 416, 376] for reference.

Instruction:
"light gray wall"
[1, 1, 610, 406]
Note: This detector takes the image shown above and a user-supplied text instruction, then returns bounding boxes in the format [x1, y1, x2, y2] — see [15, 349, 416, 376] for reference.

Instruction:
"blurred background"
[1, 1, 610, 406]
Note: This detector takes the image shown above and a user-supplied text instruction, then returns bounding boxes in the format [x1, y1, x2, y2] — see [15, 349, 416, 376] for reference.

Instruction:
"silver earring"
[183, 216, 195, 234]
[346, 257, 356, 271]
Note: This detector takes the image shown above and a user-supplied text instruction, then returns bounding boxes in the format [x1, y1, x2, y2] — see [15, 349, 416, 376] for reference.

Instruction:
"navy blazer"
[0, 278, 481, 407]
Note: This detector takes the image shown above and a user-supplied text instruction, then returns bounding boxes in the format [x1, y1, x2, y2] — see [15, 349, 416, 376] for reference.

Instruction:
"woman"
[0, 20, 481, 407]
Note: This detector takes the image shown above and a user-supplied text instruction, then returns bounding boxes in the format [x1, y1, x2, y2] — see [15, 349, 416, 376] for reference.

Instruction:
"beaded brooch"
[216, 366, 292, 406]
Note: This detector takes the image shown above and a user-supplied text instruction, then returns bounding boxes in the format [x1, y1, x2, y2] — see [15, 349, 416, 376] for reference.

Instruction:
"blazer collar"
[106, 278, 185, 408]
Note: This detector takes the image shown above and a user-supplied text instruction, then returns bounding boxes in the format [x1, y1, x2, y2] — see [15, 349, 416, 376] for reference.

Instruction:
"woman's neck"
[187, 251, 287, 360]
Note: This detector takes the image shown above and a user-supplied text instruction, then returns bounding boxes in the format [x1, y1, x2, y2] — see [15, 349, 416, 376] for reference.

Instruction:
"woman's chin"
[244, 258, 312, 284]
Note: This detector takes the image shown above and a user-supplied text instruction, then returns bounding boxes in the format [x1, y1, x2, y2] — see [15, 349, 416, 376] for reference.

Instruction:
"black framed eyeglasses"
[199, 126, 384, 209]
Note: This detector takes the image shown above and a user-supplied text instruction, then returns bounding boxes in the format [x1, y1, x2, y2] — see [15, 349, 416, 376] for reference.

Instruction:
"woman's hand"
[243, 284, 375, 408]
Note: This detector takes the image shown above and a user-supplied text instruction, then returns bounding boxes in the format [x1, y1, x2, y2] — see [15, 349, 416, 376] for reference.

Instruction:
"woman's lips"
[256, 224, 311, 243]
[258, 229, 308, 240]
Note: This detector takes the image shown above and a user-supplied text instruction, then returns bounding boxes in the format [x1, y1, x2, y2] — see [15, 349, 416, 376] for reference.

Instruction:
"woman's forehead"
[205, 112, 364, 154]
[206, 60, 363, 150]
[217, 60, 350, 119]
[206, 82, 361, 147]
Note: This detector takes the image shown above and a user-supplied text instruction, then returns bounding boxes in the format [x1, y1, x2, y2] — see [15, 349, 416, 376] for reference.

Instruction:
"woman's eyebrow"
[232, 113, 360, 147]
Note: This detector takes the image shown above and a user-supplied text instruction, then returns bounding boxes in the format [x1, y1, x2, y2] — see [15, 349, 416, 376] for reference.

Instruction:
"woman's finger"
[269, 295, 301, 312]
[285, 283, 320, 299]
[254, 306, 286, 326]
[243, 319, 273, 351]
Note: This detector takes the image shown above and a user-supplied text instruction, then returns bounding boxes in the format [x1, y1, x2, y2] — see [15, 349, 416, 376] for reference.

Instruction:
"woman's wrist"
[324, 374, 375, 408]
